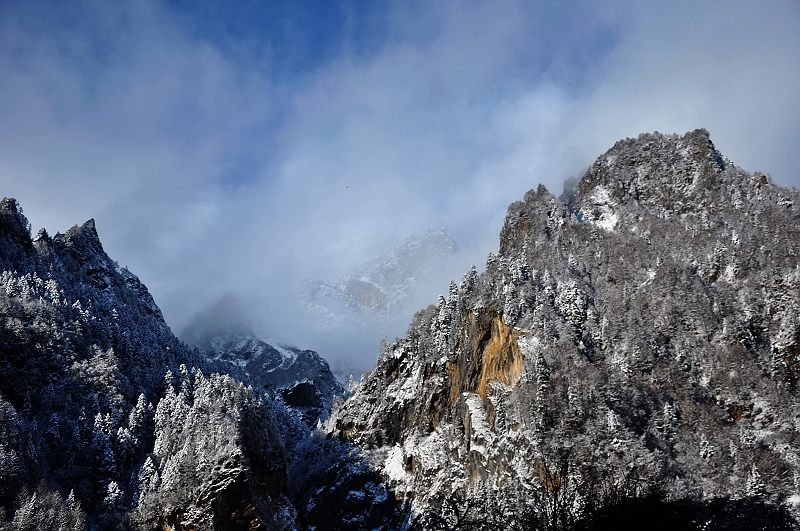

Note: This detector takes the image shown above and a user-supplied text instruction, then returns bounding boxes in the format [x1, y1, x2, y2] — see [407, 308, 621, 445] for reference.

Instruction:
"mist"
[1, 0, 798, 370]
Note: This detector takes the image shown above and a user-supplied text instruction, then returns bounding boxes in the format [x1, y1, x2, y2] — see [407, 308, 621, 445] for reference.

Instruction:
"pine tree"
[104, 480, 124, 512]
[746, 464, 767, 498]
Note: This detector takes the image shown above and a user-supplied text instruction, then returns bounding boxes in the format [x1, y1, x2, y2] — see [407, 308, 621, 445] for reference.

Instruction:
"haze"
[1, 0, 798, 369]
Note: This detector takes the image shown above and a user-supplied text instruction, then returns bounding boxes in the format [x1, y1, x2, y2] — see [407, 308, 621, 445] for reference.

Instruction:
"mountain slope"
[0, 200, 302, 529]
[332, 130, 800, 528]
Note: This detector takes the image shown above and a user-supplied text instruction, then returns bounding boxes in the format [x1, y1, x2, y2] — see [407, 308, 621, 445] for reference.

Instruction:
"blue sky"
[1, 0, 799, 366]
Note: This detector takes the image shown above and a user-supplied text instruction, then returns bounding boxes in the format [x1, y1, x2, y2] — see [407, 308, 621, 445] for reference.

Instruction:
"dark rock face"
[333, 130, 800, 527]
[281, 381, 322, 410]
[0, 202, 301, 529]
[0, 198, 34, 270]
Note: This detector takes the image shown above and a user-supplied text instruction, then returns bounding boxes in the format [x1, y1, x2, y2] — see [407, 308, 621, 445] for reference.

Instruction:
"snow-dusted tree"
[103, 481, 124, 512]
[9, 483, 87, 531]
[746, 464, 768, 499]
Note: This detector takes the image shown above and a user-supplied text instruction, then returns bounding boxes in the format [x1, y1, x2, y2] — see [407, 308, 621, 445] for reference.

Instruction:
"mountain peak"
[0, 197, 30, 235]
[332, 129, 800, 527]
[578, 128, 727, 202]
[182, 294, 344, 425]
[33, 227, 50, 243]
[64, 217, 99, 241]
[49, 217, 107, 262]
[0, 197, 34, 268]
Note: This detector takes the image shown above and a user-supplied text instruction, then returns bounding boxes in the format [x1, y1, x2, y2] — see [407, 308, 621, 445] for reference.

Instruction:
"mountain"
[181, 296, 344, 425]
[3, 128, 799, 530]
[331, 130, 800, 528]
[305, 228, 458, 327]
[0, 199, 304, 529]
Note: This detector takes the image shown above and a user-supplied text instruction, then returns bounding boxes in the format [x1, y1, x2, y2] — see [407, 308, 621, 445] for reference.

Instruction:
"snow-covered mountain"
[0, 201, 305, 529]
[305, 228, 458, 327]
[181, 297, 343, 425]
[330, 129, 800, 528]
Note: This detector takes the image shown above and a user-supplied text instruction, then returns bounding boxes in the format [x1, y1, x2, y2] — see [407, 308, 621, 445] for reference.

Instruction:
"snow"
[584, 186, 619, 232]
[274, 343, 298, 368]
[384, 445, 411, 483]
[464, 393, 491, 456]
[394, 366, 422, 403]
[723, 264, 737, 282]
[517, 334, 541, 357]
[787, 494, 800, 508]
[638, 269, 657, 288]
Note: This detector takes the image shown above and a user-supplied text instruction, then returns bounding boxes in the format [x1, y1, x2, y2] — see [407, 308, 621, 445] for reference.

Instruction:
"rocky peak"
[500, 129, 790, 260]
[570, 129, 746, 231]
[53, 218, 106, 260]
[0, 197, 30, 233]
[578, 128, 726, 198]
[332, 129, 800, 527]
[0, 197, 34, 268]
[33, 227, 50, 243]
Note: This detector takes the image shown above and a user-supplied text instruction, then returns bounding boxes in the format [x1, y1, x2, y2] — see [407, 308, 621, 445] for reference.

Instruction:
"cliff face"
[332, 130, 800, 527]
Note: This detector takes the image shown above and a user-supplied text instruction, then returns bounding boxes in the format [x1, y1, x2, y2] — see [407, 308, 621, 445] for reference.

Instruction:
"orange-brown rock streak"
[476, 315, 523, 399]
[447, 309, 524, 404]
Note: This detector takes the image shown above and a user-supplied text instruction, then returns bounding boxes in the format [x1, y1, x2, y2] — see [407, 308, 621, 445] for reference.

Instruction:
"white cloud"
[1, 0, 797, 368]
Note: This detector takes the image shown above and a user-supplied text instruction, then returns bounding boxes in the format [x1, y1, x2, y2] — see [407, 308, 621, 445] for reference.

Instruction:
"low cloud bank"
[1, 1, 798, 368]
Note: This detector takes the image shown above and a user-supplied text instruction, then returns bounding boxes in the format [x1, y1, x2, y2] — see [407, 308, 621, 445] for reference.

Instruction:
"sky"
[1, 0, 799, 368]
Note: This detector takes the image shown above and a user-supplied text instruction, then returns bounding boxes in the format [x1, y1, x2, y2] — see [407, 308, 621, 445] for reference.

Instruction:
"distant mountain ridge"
[181, 296, 343, 425]
[305, 228, 458, 327]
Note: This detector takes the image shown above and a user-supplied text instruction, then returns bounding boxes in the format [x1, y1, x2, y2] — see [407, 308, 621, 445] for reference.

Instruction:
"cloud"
[1, 0, 798, 369]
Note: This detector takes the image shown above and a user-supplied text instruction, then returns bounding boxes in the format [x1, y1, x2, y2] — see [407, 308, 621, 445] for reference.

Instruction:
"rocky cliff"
[332, 129, 800, 528]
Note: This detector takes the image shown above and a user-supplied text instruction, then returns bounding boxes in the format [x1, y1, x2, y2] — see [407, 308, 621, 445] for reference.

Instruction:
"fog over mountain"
[1, 1, 798, 368]
[2, 128, 799, 529]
